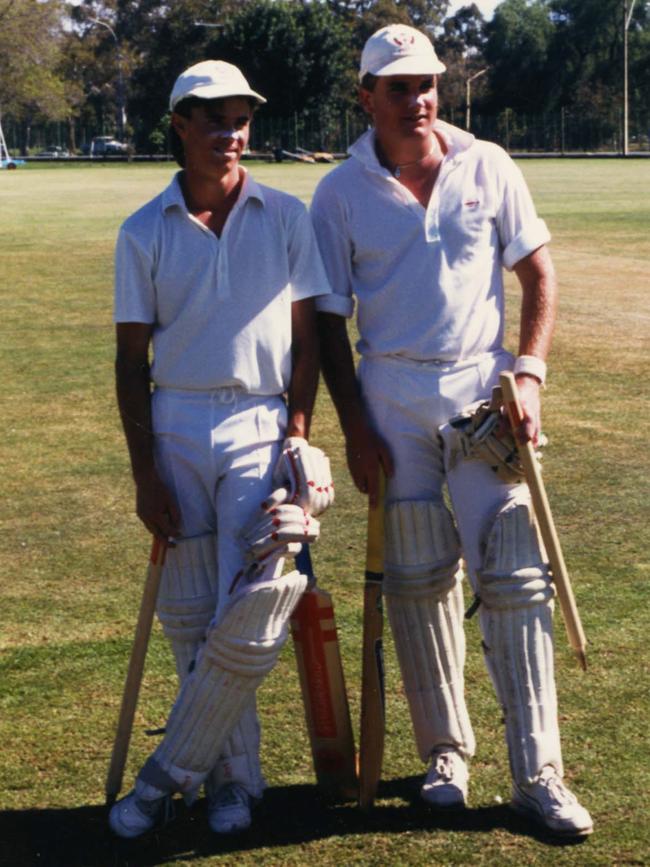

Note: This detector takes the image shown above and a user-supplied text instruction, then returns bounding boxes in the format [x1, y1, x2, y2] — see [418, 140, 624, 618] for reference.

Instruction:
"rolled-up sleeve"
[287, 205, 333, 302]
[495, 154, 551, 271]
[310, 181, 356, 318]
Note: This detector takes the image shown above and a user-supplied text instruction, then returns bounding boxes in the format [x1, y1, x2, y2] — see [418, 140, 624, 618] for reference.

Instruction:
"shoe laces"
[212, 782, 248, 809]
[535, 767, 576, 808]
[431, 750, 458, 783]
[135, 792, 174, 823]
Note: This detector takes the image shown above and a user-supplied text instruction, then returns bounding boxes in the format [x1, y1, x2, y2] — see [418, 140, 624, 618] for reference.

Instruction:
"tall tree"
[436, 4, 488, 120]
[483, 0, 554, 112]
[0, 0, 69, 148]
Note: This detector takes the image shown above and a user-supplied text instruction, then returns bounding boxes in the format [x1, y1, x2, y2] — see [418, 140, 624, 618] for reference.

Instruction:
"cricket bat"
[105, 538, 167, 806]
[499, 371, 588, 670]
[290, 545, 357, 798]
[358, 472, 386, 810]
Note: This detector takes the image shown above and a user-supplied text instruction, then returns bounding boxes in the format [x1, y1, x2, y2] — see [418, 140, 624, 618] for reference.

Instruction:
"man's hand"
[345, 419, 394, 507]
[514, 374, 542, 445]
[134, 468, 181, 543]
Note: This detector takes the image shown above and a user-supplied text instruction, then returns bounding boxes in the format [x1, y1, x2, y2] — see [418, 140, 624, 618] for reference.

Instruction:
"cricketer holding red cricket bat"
[311, 24, 592, 837]
[109, 60, 334, 838]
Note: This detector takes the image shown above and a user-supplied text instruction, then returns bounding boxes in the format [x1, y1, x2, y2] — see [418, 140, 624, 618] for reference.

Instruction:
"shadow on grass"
[0, 776, 589, 867]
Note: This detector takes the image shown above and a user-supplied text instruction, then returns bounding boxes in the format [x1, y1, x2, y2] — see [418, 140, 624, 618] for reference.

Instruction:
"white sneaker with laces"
[208, 782, 256, 834]
[512, 765, 593, 836]
[421, 748, 468, 808]
[108, 783, 174, 839]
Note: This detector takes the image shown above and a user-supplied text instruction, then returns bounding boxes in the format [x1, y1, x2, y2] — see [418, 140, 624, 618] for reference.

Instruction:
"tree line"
[1, 0, 648, 155]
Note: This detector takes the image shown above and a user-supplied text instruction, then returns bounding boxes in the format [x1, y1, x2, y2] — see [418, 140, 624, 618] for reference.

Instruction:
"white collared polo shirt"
[114, 170, 331, 393]
[311, 121, 550, 363]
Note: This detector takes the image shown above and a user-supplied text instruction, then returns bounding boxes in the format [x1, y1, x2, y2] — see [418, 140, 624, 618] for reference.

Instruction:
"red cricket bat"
[291, 545, 357, 798]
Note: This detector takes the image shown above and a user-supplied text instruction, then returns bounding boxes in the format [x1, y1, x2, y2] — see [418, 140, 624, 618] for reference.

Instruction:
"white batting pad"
[205, 703, 266, 800]
[273, 436, 335, 516]
[478, 498, 563, 784]
[384, 500, 475, 762]
[140, 569, 307, 793]
[157, 534, 218, 683]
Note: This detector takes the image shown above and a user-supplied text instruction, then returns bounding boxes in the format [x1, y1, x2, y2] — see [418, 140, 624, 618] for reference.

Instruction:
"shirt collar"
[161, 168, 266, 214]
[348, 120, 475, 174]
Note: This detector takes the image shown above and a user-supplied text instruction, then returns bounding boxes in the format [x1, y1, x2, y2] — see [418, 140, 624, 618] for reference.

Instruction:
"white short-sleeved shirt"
[311, 121, 550, 363]
[114, 170, 332, 393]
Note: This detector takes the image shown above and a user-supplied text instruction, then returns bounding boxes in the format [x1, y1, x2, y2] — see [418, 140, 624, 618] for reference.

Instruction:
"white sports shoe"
[421, 748, 468, 808]
[208, 782, 256, 834]
[512, 765, 593, 836]
[108, 786, 174, 839]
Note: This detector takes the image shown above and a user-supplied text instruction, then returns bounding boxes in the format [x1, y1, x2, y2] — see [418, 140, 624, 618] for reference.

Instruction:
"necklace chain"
[393, 139, 437, 179]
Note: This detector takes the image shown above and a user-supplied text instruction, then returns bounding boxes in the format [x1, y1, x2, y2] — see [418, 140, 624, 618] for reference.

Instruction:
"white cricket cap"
[170, 60, 267, 111]
[359, 24, 446, 81]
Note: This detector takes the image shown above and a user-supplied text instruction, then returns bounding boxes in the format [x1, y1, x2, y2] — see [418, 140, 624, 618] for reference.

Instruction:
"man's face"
[172, 97, 253, 173]
[360, 75, 437, 145]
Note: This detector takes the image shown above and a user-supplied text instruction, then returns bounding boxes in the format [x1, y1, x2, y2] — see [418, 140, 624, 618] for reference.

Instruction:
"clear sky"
[447, 0, 501, 19]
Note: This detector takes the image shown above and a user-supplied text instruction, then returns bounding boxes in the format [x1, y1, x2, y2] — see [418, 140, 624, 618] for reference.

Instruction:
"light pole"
[89, 17, 126, 141]
[623, 0, 637, 156]
[465, 68, 488, 132]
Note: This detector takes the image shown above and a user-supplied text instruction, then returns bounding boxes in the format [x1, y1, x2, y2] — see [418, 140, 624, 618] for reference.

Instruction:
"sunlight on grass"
[1, 160, 649, 865]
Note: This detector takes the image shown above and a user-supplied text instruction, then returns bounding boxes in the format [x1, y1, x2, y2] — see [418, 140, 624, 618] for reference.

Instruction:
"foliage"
[0, 0, 68, 129]
[483, 0, 554, 112]
[1, 0, 649, 152]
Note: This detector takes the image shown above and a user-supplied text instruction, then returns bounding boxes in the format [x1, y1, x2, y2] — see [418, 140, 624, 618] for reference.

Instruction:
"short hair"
[360, 72, 378, 92]
[169, 97, 205, 167]
[169, 96, 259, 168]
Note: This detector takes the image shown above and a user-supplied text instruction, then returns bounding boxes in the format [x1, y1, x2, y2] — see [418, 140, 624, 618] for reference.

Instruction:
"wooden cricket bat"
[290, 545, 357, 798]
[499, 371, 588, 670]
[358, 472, 386, 810]
[105, 538, 167, 806]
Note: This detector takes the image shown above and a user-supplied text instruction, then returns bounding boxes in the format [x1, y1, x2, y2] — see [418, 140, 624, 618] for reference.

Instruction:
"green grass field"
[1, 159, 649, 866]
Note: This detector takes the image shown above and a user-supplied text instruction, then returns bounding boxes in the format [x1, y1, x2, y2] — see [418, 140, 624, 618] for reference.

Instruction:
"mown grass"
[1, 159, 649, 866]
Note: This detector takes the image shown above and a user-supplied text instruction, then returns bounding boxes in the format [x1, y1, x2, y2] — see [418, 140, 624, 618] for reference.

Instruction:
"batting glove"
[272, 436, 334, 516]
[243, 487, 320, 563]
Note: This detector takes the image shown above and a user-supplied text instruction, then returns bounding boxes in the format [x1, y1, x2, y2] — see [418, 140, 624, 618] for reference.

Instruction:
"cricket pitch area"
[1, 159, 649, 865]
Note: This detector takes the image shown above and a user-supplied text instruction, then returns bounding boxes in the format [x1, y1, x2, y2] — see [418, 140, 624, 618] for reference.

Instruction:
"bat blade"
[358, 473, 386, 810]
[499, 371, 587, 670]
[105, 538, 167, 806]
[291, 545, 357, 797]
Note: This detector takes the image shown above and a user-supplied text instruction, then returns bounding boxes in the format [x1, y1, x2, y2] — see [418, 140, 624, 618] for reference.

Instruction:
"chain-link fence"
[4, 106, 650, 157]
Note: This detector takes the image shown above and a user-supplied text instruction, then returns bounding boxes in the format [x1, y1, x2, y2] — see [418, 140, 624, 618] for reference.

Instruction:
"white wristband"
[514, 355, 547, 385]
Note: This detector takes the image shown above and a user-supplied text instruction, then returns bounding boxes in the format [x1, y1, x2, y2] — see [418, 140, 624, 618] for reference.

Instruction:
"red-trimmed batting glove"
[272, 437, 335, 516]
[243, 487, 321, 562]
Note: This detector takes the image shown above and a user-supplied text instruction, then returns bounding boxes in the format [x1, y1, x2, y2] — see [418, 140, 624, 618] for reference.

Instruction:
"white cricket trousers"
[152, 385, 287, 797]
[359, 348, 520, 581]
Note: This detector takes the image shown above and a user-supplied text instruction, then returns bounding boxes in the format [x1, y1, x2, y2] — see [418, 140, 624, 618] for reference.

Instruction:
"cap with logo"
[359, 24, 446, 80]
[170, 60, 267, 111]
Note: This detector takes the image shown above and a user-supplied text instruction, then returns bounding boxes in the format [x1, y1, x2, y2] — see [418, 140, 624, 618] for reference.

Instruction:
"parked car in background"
[89, 136, 129, 156]
[35, 146, 70, 158]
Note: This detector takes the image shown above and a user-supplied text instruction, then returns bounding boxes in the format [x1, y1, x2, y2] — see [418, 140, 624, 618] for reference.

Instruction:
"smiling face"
[171, 96, 253, 177]
[360, 74, 438, 151]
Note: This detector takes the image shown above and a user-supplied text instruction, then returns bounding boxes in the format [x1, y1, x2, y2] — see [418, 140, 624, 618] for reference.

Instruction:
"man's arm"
[513, 244, 558, 445]
[115, 322, 180, 541]
[317, 312, 393, 506]
[286, 297, 320, 440]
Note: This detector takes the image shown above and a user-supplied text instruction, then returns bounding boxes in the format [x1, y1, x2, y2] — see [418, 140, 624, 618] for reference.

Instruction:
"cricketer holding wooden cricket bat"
[109, 59, 334, 838]
[312, 24, 592, 837]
